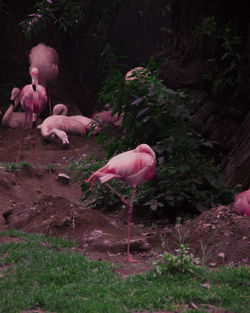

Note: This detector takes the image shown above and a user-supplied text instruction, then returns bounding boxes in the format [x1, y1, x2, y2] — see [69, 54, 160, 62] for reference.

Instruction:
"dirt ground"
[0, 127, 249, 281]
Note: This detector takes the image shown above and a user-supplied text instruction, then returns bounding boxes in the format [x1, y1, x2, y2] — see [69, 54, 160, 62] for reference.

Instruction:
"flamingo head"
[10, 87, 21, 107]
[30, 67, 39, 91]
[136, 144, 156, 159]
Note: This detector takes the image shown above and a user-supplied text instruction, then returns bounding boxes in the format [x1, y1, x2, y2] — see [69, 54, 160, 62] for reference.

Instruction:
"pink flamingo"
[91, 109, 123, 127]
[37, 104, 100, 147]
[125, 66, 150, 85]
[29, 42, 59, 114]
[16, 70, 47, 163]
[86, 144, 156, 261]
[234, 189, 250, 217]
[2, 87, 42, 128]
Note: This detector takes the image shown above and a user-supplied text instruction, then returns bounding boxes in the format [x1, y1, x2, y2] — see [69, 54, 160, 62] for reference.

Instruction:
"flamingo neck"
[14, 94, 20, 108]
[31, 67, 39, 91]
[53, 104, 68, 116]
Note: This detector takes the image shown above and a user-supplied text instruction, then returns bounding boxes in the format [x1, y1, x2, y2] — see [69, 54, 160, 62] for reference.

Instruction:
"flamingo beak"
[32, 84, 36, 92]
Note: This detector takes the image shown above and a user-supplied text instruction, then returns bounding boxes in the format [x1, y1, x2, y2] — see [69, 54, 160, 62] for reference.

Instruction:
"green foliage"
[154, 217, 200, 274]
[154, 244, 200, 275]
[0, 161, 31, 172]
[19, 0, 84, 37]
[194, 16, 248, 94]
[93, 63, 234, 217]
[45, 163, 57, 174]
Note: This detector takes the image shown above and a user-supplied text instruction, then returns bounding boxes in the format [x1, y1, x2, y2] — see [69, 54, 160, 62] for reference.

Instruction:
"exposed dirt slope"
[0, 127, 249, 278]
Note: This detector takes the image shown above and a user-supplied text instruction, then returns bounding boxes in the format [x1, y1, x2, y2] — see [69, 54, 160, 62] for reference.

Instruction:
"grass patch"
[0, 230, 249, 313]
[0, 161, 31, 172]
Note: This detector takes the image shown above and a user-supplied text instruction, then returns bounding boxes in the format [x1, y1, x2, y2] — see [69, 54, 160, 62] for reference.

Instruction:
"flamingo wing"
[86, 146, 155, 187]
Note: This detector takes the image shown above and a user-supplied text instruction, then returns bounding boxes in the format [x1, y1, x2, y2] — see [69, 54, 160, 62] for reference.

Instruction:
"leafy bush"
[67, 60, 233, 219]
[154, 244, 200, 275]
[154, 217, 201, 274]
[92, 64, 234, 218]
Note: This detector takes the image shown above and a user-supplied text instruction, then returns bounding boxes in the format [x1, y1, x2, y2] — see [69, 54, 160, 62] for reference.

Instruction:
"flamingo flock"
[1, 46, 248, 263]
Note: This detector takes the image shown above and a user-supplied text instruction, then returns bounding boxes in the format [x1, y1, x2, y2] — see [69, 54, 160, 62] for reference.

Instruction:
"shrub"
[68, 62, 234, 220]
[93, 64, 234, 219]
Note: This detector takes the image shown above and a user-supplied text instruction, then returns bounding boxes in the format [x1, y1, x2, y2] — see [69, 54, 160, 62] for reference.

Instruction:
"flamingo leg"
[104, 182, 129, 206]
[16, 112, 28, 163]
[104, 182, 137, 261]
[127, 186, 136, 262]
[48, 88, 52, 115]
[31, 118, 38, 157]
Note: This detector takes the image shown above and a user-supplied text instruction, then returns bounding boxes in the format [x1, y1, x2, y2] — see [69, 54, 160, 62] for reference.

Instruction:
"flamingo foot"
[126, 255, 138, 262]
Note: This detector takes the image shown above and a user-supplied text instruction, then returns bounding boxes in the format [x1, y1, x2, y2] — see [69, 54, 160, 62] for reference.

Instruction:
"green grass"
[0, 161, 31, 172]
[0, 230, 249, 313]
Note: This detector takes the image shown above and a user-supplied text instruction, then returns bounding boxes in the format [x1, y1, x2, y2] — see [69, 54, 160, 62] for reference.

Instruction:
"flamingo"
[29, 42, 59, 114]
[2, 87, 42, 128]
[16, 72, 47, 163]
[234, 189, 250, 217]
[86, 144, 156, 261]
[125, 66, 150, 85]
[91, 110, 123, 127]
[37, 104, 100, 147]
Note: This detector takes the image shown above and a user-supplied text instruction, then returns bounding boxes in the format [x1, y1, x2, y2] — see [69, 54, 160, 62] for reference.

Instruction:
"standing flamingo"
[234, 189, 250, 217]
[29, 42, 59, 114]
[86, 144, 156, 261]
[37, 104, 100, 147]
[2, 87, 42, 128]
[16, 70, 47, 163]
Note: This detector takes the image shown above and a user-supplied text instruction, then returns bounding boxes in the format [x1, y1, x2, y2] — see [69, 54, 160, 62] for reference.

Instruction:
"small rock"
[57, 173, 70, 184]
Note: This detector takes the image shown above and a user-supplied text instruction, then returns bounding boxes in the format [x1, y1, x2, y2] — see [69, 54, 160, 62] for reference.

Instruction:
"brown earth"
[0, 127, 249, 281]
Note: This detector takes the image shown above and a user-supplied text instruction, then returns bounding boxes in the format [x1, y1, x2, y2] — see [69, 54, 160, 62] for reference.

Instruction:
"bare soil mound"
[0, 127, 249, 277]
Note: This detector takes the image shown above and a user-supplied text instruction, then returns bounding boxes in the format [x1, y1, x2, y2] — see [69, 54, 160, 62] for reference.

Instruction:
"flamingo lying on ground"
[29, 42, 59, 114]
[37, 104, 100, 147]
[2, 87, 42, 128]
[16, 70, 47, 163]
[86, 144, 156, 261]
[125, 66, 150, 85]
[91, 67, 149, 127]
[234, 189, 250, 217]
[91, 110, 123, 127]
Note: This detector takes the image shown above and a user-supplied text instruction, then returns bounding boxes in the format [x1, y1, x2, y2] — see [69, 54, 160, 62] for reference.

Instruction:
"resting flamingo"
[91, 109, 123, 127]
[37, 104, 100, 147]
[29, 42, 59, 114]
[2, 87, 42, 128]
[125, 66, 150, 85]
[16, 70, 47, 163]
[234, 189, 250, 217]
[86, 144, 156, 261]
